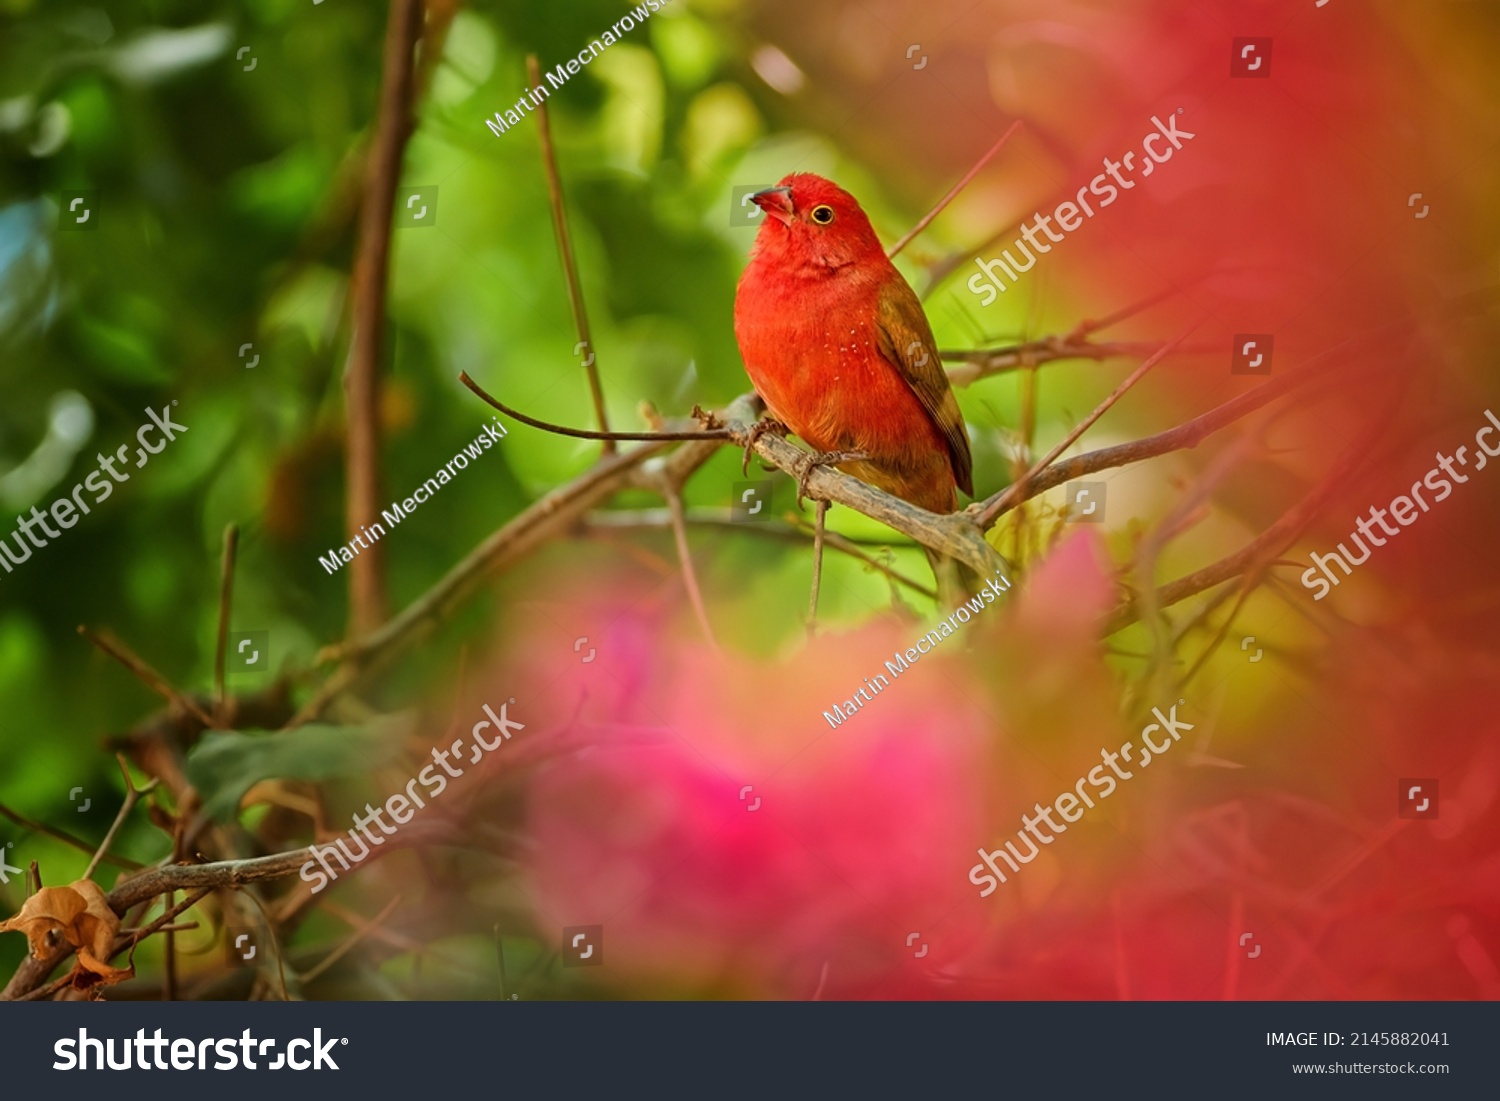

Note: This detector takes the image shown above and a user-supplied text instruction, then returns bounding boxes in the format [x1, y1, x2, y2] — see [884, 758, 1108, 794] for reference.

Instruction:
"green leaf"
[186, 714, 414, 822]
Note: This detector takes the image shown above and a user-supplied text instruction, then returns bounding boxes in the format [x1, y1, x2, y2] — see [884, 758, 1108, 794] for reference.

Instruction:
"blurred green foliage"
[0, 0, 1032, 990]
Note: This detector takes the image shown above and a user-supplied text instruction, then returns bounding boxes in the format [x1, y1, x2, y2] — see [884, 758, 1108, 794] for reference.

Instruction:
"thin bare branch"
[974, 318, 1205, 527]
[120, 920, 199, 937]
[77, 626, 215, 728]
[528, 54, 612, 451]
[461, 383, 1005, 573]
[581, 510, 937, 600]
[943, 278, 1221, 385]
[413, 0, 459, 104]
[1066, 283, 1191, 342]
[460, 373, 732, 441]
[0, 804, 141, 870]
[888, 120, 1023, 259]
[300, 894, 402, 985]
[943, 338, 1162, 387]
[921, 219, 1020, 297]
[666, 491, 718, 648]
[1132, 435, 1256, 694]
[994, 344, 1363, 516]
[1177, 580, 1260, 693]
[321, 897, 470, 969]
[313, 381, 1006, 707]
[1104, 413, 1387, 635]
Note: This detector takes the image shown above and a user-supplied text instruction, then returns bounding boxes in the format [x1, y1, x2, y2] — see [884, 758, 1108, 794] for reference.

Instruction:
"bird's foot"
[740, 416, 789, 476]
[792, 448, 869, 508]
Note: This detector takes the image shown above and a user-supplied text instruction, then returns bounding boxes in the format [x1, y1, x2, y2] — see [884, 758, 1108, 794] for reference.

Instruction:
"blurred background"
[1, 0, 1497, 999]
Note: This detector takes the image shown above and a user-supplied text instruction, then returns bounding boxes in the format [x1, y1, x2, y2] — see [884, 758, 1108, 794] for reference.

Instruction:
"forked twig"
[84, 754, 160, 880]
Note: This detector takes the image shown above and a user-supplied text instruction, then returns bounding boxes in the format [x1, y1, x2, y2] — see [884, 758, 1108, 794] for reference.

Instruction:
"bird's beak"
[750, 186, 795, 226]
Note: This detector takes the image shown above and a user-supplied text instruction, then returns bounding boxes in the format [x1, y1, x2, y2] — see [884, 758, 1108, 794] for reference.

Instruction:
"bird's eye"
[810, 205, 836, 225]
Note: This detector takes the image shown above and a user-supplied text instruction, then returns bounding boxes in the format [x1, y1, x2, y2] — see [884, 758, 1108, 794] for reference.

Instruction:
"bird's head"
[747, 173, 886, 272]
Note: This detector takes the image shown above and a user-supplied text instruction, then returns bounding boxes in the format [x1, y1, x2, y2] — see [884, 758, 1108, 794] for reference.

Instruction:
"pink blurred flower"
[510, 533, 1127, 997]
[515, 596, 998, 997]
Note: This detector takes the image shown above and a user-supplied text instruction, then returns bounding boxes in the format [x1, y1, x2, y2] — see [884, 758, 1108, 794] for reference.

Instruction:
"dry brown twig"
[343, 0, 426, 635]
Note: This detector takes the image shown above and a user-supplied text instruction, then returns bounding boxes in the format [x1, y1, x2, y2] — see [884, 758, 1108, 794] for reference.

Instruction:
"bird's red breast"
[733, 173, 973, 515]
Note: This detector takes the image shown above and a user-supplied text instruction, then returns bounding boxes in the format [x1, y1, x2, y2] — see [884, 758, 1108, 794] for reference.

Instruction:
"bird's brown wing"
[874, 275, 974, 497]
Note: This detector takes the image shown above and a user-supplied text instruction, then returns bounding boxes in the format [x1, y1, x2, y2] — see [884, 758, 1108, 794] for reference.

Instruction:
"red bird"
[733, 173, 973, 517]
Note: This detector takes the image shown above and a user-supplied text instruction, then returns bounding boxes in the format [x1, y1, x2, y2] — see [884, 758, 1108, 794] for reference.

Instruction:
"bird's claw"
[740, 416, 789, 476]
[792, 448, 869, 508]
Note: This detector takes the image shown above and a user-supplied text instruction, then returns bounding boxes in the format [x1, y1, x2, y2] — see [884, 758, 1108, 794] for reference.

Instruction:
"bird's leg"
[740, 416, 789, 476]
[791, 448, 870, 508]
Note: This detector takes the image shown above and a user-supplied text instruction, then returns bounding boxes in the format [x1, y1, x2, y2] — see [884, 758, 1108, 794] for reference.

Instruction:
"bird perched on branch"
[734, 173, 975, 593]
[734, 173, 973, 513]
